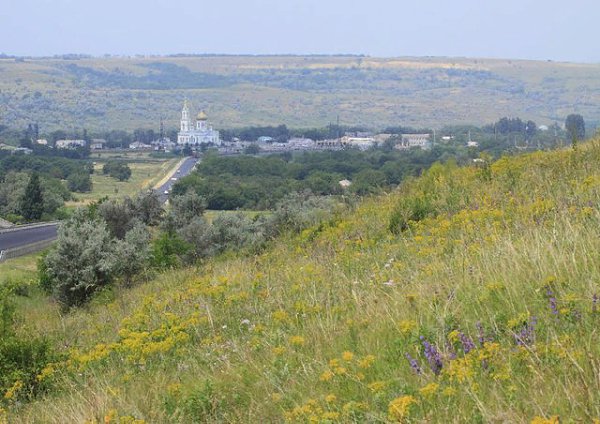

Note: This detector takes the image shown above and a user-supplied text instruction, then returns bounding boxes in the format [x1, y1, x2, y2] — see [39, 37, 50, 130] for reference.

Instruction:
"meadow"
[66, 153, 179, 207]
[2, 138, 600, 422]
[1, 55, 600, 133]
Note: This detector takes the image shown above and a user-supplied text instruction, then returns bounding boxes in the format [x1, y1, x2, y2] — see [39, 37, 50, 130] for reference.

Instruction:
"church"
[177, 100, 220, 146]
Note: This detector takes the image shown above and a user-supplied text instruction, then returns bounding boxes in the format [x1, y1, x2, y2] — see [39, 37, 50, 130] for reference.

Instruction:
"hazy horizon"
[2, 0, 600, 63]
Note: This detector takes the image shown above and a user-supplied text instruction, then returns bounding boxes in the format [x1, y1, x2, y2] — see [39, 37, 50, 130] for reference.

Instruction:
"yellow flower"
[367, 381, 387, 393]
[325, 394, 337, 403]
[272, 310, 290, 323]
[388, 395, 417, 421]
[3, 380, 23, 400]
[271, 393, 283, 402]
[531, 416, 559, 424]
[342, 351, 354, 361]
[358, 355, 376, 369]
[329, 358, 340, 368]
[418, 382, 439, 398]
[290, 336, 305, 347]
[322, 411, 340, 421]
[398, 320, 417, 335]
[320, 370, 334, 382]
[442, 386, 456, 397]
[272, 346, 286, 356]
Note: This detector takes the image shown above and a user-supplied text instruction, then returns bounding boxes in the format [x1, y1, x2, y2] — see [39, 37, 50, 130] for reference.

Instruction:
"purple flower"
[405, 352, 422, 375]
[475, 321, 486, 347]
[420, 336, 443, 375]
[445, 340, 457, 360]
[593, 293, 598, 314]
[514, 316, 537, 346]
[546, 286, 558, 315]
[459, 332, 476, 354]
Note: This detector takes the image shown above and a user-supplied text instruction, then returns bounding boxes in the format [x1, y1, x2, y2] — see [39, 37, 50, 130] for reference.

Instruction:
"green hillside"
[1, 55, 599, 132]
[4, 141, 600, 422]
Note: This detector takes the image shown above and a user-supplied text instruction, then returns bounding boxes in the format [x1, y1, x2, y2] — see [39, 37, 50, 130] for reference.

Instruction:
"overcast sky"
[1, 0, 598, 62]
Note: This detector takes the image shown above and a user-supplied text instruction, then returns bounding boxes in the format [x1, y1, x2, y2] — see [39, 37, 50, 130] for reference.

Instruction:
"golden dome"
[197, 111, 208, 120]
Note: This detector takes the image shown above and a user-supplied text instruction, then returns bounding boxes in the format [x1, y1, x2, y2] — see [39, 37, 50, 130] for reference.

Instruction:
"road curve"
[0, 157, 198, 255]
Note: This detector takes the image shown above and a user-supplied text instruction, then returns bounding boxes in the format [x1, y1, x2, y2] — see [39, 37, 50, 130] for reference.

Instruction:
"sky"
[1, 0, 599, 62]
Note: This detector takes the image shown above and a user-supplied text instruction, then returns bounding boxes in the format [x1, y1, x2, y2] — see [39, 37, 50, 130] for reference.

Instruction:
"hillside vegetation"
[1, 55, 599, 131]
[5, 141, 600, 423]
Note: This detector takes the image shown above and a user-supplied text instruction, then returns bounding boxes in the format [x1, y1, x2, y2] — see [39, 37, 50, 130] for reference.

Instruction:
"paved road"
[154, 156, 198, 203]
[0, 157, 198, 254]
[0, 225, 58, 251]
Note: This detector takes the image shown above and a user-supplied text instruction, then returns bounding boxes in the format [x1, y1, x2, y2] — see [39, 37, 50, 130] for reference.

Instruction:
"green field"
[1, 55, 599, 133]
[0, 252, 40, 283]
[67, 153, 179, 206]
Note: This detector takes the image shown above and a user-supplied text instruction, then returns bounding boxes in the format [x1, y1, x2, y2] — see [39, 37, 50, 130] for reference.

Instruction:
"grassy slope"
[8, 141, 600, 422]
[1, 56, 600, 132]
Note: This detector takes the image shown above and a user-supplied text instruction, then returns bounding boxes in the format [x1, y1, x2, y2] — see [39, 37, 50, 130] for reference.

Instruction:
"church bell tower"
[180, 99, 191, 132]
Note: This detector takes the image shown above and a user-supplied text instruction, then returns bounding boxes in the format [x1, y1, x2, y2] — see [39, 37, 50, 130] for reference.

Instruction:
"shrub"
[42, 211, 117, 307]
[388, 195, 435, 234]
[67, 172, 92, 193]
[102, 161, 132, 181]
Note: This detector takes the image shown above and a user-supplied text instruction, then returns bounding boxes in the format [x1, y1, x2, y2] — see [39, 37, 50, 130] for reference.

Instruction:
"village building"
[90, 139, 107, 150]
[395, 133, 432, 150]
[177, 100, 220, 146]
[56, 139, 86, 149]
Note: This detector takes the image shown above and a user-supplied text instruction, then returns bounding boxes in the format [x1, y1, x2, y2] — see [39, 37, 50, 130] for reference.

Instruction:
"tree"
[42, 212, 117, 307]
[130, 190, 163, 226]
[102, 161, 132, 181]
[20, 173, 44, 220]
[67, 172, 92, 192]
[565, 114, 585, 143]
[98, 199, 136, 239]
[112, 222, 151, 286]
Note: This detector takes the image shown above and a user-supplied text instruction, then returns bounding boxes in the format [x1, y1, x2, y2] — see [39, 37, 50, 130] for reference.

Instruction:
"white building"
[395, 134, 432, 150]
[177, 100, 220, 146]
[56, 139, 86, 149]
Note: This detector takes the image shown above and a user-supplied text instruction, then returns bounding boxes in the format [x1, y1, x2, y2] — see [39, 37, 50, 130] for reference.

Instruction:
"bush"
[67, 172, 92, 192]
[102, 161, 132, 181]
[42, 211, 116, 307]
[388, 195, 435, 234]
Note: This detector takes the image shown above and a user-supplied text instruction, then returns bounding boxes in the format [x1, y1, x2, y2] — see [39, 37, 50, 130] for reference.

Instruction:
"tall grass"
[6, 141, 600, 423]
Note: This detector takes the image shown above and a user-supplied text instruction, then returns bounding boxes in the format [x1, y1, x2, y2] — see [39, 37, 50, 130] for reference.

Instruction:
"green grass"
[6, 141, 600, 422]
[67, 155, 179, 206]
[0, 252, 40, 284]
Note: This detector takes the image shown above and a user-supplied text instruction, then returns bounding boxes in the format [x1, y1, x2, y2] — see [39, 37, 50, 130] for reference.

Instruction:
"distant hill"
[0, 55, 599, 131]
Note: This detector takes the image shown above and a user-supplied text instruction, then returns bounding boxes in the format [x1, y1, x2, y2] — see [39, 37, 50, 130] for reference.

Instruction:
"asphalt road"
[0, 225, 58, 251]
[154, 156, 198, 203]
[0, 157, 198, 254]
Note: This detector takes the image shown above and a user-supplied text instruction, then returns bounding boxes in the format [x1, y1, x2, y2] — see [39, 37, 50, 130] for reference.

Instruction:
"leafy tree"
[168, 192, 207, 226]
[565, 114, 585, 143]
[20, 173, 44, 220]
[67, 172, 92, 192]
[42, 211, 116, 307]
[97, 199, 136, 239]
[151, 232, 190, 268]
[112, 222, 151, 286]
[102, 161, 132, 181]
[243, 144, 261, 155]
[129, 190, 163, 225]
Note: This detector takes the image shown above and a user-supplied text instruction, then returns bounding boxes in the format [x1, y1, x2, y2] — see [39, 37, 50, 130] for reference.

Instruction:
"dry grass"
[6, 141, 600, 422]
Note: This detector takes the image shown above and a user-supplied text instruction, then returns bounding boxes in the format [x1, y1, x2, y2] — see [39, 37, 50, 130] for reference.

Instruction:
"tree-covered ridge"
[1, 55, 599, 131]
[5, 140, 600, 422]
